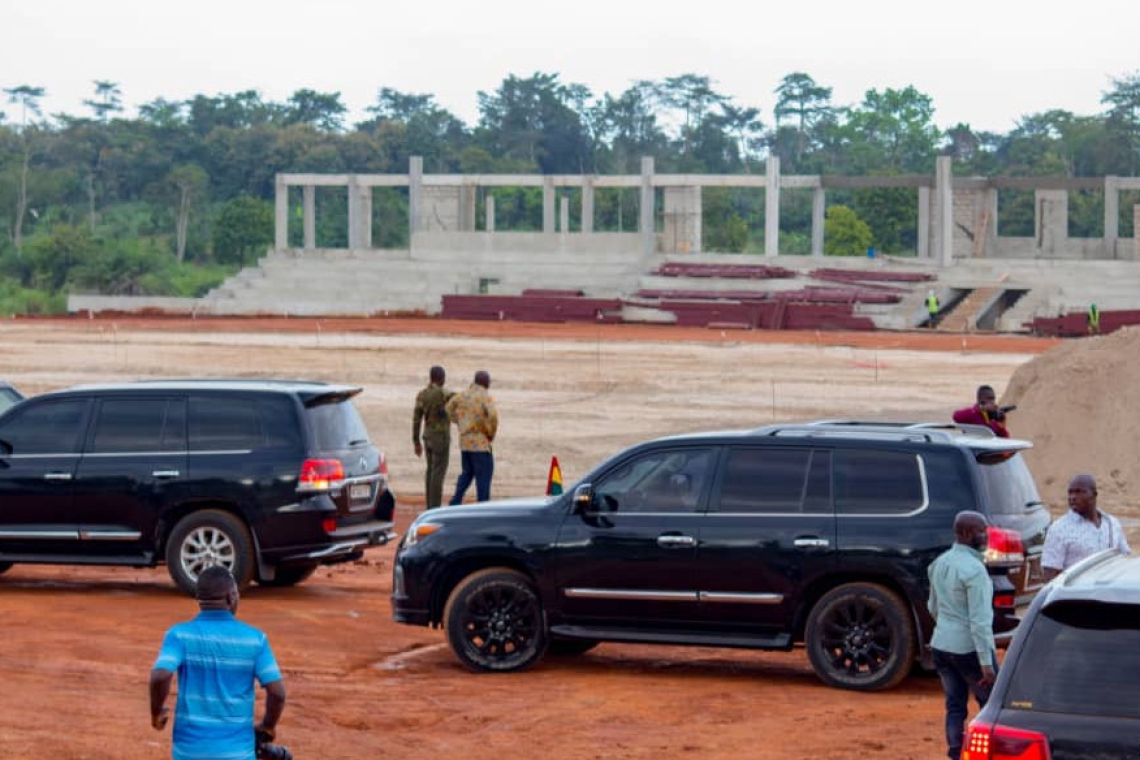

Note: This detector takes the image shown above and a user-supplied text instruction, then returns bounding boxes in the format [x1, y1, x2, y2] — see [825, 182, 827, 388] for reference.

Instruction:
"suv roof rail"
[753, 420, 1001, 444]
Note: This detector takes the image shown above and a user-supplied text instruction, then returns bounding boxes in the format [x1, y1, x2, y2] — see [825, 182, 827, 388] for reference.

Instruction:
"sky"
[3, 0, 1138, 135]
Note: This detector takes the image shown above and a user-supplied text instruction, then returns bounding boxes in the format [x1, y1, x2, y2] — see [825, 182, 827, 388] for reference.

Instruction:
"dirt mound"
[1003, 326, 1140, 511]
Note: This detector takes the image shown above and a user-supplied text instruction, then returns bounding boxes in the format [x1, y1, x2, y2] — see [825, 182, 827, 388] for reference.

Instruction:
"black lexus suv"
[391, 420, 1049, 691]
[963, 549, 1140, 760]
[0, 379, 396, 593]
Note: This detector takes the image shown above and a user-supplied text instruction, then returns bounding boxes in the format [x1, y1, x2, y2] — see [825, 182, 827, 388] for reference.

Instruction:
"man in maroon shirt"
[952, 385, 1011, 437]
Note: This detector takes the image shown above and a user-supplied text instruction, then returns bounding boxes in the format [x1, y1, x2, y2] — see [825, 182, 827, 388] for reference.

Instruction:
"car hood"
[421, 497, 555, 522]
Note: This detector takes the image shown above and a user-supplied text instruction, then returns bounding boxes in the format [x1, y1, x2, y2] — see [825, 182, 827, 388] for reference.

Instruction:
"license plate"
[349, 484, 371, 500]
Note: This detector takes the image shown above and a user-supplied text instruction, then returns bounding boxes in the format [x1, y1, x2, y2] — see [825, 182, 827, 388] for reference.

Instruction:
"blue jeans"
[933, 648, 997, 760]
[449, 450, 494, 505]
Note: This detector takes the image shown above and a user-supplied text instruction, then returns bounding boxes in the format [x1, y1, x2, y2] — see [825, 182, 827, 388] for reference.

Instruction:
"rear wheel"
[805, 582, 916, 691]
[257, 564, 318, 588]
[165, 510, 255, 595]
[443, 568, 547, 672]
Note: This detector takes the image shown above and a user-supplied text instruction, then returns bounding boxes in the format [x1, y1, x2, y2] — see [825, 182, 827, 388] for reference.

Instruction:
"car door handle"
[43, 472, 73, 481]
[657, 535, 697, 548]
[793, 537, 830, 549]
[152, 470, 181, 479]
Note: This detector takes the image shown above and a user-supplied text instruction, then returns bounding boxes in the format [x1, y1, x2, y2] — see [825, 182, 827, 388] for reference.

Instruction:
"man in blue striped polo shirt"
[149, 566, 287, 760]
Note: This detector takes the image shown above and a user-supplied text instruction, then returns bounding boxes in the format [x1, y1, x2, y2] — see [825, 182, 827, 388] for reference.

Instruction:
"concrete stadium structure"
[69, 157, 1140, 333]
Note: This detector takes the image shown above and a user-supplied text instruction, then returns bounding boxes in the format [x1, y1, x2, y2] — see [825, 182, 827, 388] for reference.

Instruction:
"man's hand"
[152, 706, 170, 731]
[414, 442, 423, 458]
[255, 722, 276, 743]
[979, 665, 996, 689]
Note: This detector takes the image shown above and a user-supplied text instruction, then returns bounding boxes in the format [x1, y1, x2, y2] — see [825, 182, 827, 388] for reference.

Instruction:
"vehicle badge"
[360, 456, 367, 470]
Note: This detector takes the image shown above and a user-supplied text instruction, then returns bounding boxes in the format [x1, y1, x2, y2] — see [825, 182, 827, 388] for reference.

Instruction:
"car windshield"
[305, 399, 370, 450]
[977, 453, 1042, 516]
[0, 385, 23, 416]
[1002, 600, 1140, 718]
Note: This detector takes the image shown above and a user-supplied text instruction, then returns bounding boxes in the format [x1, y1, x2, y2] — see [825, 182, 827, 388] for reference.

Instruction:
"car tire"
[0, 561, 12, 575]
[805, 582, 916, 692]
[165, 510, 255, 595]
[443, 567, 548, 672]
[547, 637, 599, 656]
[257, 564, 318, 588]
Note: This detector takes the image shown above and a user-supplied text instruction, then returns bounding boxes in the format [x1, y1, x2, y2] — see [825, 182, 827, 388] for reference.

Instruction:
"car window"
[0, 399, 89, 454]
[834, 449, 925, 515]
[594, 448, 715, 513]
[305, 399, 370, 451]
[0, 387, 22, 415]
[189, 396, 264, 451]
[89, 397, 186, 453]
[714, 447, 829, 513]
[977, 453, 1042, 516]
[1003, 600, 1140, 718]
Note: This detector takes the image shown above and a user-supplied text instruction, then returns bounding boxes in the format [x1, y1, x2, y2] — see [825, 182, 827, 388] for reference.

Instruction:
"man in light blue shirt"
[150, 566, 287, 760]
[927, 510, 996, 760]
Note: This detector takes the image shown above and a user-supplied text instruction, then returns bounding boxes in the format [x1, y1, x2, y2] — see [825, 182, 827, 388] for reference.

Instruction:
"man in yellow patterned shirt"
[446, 370, 498, 504]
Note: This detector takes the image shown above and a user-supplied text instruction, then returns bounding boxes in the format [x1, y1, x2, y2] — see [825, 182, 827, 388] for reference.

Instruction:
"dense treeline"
[2, 71, 1140, 314]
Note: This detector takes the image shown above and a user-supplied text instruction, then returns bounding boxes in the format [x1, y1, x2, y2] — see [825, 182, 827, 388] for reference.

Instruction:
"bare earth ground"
[0, 317, 1091, 760]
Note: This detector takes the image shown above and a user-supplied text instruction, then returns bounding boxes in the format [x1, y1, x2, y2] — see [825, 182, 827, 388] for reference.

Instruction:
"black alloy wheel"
[443, 568, 548, 672]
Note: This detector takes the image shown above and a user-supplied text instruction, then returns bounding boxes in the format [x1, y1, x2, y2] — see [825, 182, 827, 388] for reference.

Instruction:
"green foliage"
[165, 261, 235, 297]
[702, 188, 750, 252]
[824, 205, 873, 256]
[0, 278, 65, 315]
[212, 196, 273, 265]
[69, 236, 172, 295]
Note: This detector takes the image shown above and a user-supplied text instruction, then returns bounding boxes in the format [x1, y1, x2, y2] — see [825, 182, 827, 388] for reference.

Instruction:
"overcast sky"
[4, 0, 1138, 135]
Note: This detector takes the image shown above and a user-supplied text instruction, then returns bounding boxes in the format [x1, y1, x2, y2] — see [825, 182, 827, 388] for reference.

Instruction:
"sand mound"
[1002, 326, 1140, 511]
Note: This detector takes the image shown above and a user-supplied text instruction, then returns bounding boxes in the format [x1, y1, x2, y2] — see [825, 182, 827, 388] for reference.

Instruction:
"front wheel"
[165, 510, 255, 595]
[443, 568, 547, 672]
[805, 582, 916, 691]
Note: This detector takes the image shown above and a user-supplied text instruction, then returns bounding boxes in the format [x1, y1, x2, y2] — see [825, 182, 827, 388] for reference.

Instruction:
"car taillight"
[993, 589, 1016, 610]
[299, 458, 344, 490]
[322, 517, 338, 533]
[963, 722, 1051, 759]
[378, 452, 388, 476]
[985, 527, 1025, 565]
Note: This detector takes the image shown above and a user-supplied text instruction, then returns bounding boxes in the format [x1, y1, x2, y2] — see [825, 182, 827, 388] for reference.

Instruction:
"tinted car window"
[306, 399, 370, 450]
[89, 398, 186, 453]
[977, 454, 1042, 516]
[716, 447, 819, 513]
[0, 386, 21, 415]
[258, 395, 303, 450]
[595, 447, 715, 513]
[189, 396, 263, 451]
[834, 449, 924, 515]
[1003, 600, 1140, 718]
[0, 399, 89, 454]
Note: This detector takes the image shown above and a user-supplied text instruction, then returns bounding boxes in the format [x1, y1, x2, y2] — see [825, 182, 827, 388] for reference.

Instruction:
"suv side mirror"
[572, 483, 595, 513]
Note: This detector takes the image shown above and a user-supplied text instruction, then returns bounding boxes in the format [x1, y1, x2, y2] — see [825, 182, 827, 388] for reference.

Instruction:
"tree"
[824, 205, 873, 256]
[4, 85, 45, 255]
[283, 89, 347, 132]
[842, 86, 941, 172]
[773, 72, 834, 168]
[655, 74, 728, 162]
[476, 72, 592, 173]
[212, 196, 273, 265]
[84, 80, 123, 122]
[166, 164, 208, 262]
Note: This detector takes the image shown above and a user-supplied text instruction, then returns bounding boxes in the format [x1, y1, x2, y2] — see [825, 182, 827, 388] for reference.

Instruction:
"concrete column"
[485, 195, 495, 233]
[935, 157, 952, 267]
[765, 156, 780, 257]
[1134, 205, 1140, 260]
[811, 186, 825, 258]
[663, 186, 701, 253]
[1036, 189, 1068, 257]
[543, 176, 555, 234]
[408, 156, 423, 237]
[274, 175, 288, 250]
[360, 185, 373, 248]
[459, 185, 477, 231]
[640, 156, 655, 257]
[917, 186, 931, 258]
[983, 187, 998, 257]
[582, 177, 594, 234]
[1105, 176, 1120, 258]
[347, 176, 360, 249]
[560, 196, 570, 234]
[302, 185, 316, 250]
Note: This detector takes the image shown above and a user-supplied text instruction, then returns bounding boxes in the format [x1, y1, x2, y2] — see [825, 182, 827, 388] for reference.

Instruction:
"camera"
[256, 729, 293, 760]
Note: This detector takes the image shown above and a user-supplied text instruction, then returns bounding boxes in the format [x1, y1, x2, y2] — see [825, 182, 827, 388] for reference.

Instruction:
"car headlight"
[404, 522, 442, 547]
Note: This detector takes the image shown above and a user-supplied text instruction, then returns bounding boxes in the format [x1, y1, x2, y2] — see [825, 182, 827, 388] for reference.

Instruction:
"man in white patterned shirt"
[1042, 473, 1131, 582]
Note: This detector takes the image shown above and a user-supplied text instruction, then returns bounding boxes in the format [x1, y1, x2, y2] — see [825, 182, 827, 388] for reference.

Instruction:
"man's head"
[429, 365, 445, 385]
[953, 510, 989, 552]
[975, 385, 997, 411]
[196, 565, 239, 613]
[474, 370, 491, 389]
[1067, 473, 1098, 519]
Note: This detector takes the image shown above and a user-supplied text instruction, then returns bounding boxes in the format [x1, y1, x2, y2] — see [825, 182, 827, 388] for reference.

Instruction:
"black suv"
[391, 420, 1049, 691]
[964, 549, 1139, 760]
[0, 379, 395, 593]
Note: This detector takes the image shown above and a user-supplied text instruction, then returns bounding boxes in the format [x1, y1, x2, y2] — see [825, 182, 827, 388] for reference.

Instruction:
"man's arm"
[413, 391, 425, 455]
[1041, 527, 1064, 582]
[965, 566, 996, 682]
[149, 668, 174, 730]
[483, 400, 499, 443]
[256, 679, 287, 741]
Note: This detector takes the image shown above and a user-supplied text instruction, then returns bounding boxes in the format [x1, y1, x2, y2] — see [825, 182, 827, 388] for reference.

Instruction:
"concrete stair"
[937, 286, 1004, 332]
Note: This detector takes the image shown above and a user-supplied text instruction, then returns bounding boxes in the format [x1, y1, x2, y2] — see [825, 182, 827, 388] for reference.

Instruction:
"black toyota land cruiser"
[0, 379, 396, 593]
[391, 420, 1049, 691]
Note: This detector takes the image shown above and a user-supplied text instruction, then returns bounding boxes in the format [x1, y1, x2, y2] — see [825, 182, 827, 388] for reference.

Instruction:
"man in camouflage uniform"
[413, 365, 453, 508]
[446, 370, 498, 505]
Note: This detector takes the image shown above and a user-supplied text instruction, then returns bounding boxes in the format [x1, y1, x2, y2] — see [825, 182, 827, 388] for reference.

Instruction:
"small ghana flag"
[546, 456, 563, 496]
